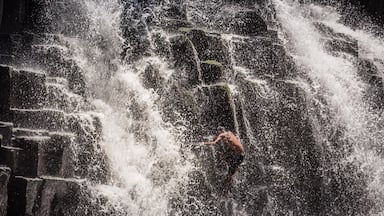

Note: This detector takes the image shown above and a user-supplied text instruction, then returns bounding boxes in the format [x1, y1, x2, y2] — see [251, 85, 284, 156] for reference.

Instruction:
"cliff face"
[0, 1, 107, 215]
[0, 0, 383, 215]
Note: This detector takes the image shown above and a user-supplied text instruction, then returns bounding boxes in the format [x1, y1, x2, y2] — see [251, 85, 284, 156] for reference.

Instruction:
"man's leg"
[223, 174, 232, 195]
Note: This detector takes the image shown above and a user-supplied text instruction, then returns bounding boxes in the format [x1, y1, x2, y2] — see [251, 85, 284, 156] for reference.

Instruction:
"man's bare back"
[216, 131, 244, 154]
[201, 127, 245, 194]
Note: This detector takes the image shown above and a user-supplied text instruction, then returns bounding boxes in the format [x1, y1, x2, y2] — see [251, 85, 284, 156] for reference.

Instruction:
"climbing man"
[202, 126, 245, 193]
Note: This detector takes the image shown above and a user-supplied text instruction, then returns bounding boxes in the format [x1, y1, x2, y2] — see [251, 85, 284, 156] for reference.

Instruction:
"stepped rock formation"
[0, 0, 383, 215]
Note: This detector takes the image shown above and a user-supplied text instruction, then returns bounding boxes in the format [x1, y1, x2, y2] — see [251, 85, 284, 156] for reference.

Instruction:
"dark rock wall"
[345, 0, 384, 22]
[0, 1, 107, 215]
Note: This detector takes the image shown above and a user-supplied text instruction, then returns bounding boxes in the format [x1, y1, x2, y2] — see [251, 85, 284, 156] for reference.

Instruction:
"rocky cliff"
[0, 0, 107, 215]
[0, 0, 383, 215]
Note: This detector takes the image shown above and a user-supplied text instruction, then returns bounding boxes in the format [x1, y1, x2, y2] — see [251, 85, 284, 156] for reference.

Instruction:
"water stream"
[33, 0, 384, 214]
[274, 0, 384, 214]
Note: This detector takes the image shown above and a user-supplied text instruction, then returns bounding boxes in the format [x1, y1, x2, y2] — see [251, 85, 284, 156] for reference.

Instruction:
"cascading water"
[38, 0, 194, 215]
[21, 0, 384, 215]
[274, 0, 384, 214]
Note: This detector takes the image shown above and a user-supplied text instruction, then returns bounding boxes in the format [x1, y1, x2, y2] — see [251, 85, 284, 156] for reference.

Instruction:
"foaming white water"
[47, 0, 192, 214]
[274, 0, 370, 143]
[274, 0, 384, 213]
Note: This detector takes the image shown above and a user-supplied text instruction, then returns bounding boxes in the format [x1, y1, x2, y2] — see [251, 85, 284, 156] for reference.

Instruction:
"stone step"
[12, 127, 49, 137]
[39, 133, 76, 178]
[11, 136, 50, 177]
[0, 65, 47, 111]
[7, 176, 85, 216]
[30, 44, 70, 77]
[0, 146, 22, 173]
[45, 81, 85, 112]
[11, 108, 70, 132]
[0, 33, 23, 55]
[11, 133, 76, 178]
[11, 69, 47, 109]
[29, 45, 86, 96]
[0, 121, 13, 146]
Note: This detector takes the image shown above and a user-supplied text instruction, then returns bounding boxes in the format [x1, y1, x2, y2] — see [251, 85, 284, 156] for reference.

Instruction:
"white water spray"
[46, 0, 193, 214]
[274, 0, 384, 213]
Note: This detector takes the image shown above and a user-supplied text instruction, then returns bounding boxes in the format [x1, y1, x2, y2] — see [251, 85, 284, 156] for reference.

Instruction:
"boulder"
[170, 35, 201, 87]
[186, 29, 231, 67]
[7, 176, 86, 216]
[200, 60, 225, 84]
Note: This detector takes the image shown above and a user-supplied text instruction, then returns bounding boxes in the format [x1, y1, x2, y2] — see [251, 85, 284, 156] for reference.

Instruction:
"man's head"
[217, 126, 225, 134]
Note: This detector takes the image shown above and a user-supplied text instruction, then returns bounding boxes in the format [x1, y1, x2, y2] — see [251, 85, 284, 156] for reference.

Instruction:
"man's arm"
[202, 133, 223, 145]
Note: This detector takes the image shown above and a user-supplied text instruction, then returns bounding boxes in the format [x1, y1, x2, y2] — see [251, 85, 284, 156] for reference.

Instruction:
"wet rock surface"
[7, 176, 86, 216]
[0, 1, 107, 214]
[0, 0, 382, 215]
[0, 166, 10, 216]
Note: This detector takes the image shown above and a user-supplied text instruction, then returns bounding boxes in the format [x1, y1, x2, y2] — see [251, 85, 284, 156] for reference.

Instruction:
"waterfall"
[37, 0, 194, 214]
[7, 0, 384, 215]
[274, 0, 384, 214]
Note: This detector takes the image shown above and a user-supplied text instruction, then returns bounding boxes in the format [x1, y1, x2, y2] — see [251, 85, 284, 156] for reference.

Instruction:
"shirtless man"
[202, 126, 245, 192]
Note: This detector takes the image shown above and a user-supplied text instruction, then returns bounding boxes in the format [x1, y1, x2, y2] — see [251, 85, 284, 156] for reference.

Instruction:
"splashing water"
[43, 0, 193, 214]
[274, 0, 384, 214]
